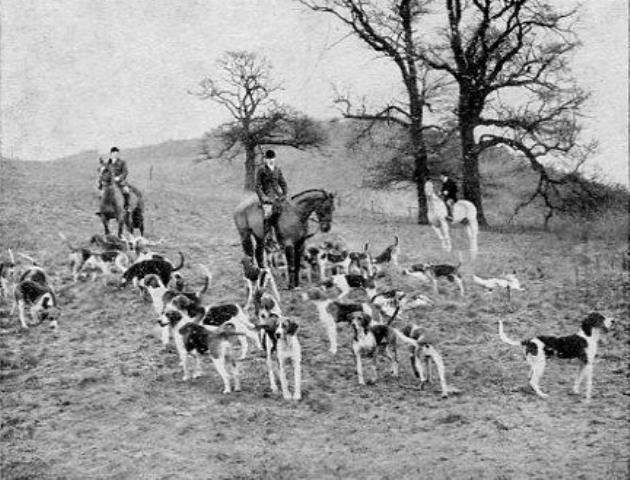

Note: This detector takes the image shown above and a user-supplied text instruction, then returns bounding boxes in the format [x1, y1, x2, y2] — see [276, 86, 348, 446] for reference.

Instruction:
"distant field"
[1, 146, 628, 479]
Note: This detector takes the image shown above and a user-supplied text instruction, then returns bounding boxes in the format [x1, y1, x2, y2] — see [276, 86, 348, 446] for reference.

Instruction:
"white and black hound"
[59, 233, 129, 282]
[14, 261, 60, 329]
[498, 313, 614, 401]
[317, 248, 351, 280]
[241, 257, 280, 310]
[405, 263, 464, 297]
[348, 243, 374, 277]
[472, 272, 523, 300]
[120, 252, 184, 288]
[320, 273, 377, 300]
[177, 322, 243, 392]
[301, 288, 374, 355]
[256, 314, 302, 400]
[372, 235, 399, 272]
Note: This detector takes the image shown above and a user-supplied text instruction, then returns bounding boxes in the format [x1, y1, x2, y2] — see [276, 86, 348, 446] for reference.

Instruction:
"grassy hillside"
[1, 135, 628, 479]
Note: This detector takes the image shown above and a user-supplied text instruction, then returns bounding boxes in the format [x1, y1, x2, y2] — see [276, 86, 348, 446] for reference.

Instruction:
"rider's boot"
[446, 203, 453, 222]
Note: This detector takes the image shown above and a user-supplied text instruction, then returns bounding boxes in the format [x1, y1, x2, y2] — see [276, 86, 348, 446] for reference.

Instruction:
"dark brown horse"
[234, 189, 335, 289]
[96, 160, 143, 237]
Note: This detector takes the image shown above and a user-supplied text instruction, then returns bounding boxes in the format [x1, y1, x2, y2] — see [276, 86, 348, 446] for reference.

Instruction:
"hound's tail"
[172, 251, 185, 271]
[8, 249, 15, 263]
[197, 264, 212, 296]
[58, 232, 79, 252]
[471, 274, 487, 287]
[392, 327, 420, 348]
[498, 320, 521, 346]
[393, 235, 399, 246]
[17, 252, 38, 265]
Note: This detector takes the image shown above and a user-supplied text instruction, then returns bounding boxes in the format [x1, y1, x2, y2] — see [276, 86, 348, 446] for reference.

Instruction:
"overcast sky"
[1, 0, 627, 185]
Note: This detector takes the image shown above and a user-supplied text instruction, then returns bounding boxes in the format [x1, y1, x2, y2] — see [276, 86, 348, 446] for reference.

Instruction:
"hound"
[141, 267, 210, 345]
[498, 313, 614, 401]
[317, 248, 351, 279]
[14, 268, 60, 329]
[399, 324, 451, 397]
[89, 234, 128, 252]
[407, 263, 464, 297]
[373, 235, 399, 272]
[59, 233, 129, 282]
[241, 257, 280, 310]
[472, 272, 523, 300]
[256, 314, 302, 400]
[0, 249, 16, 303]
[321, 273, 377, 300]
[401, 264, 431, 283]
[120, 252, 184, 288]
[348, 243, 374, 277]
[177, 322, 243, 392]
[301, 288, 373, 355]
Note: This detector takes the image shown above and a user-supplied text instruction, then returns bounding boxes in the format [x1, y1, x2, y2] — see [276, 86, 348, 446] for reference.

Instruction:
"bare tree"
[191, 51, 325, 190]
[298, 0, 445, 223]
[421, 0, 589, 227]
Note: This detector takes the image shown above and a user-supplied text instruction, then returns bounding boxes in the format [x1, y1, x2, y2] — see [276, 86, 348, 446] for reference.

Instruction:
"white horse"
[425, 181, 478, 258]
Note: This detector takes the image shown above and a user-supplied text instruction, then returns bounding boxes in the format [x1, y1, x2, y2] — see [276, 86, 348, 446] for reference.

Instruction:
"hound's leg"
[17, 301, 29, 329]
[229, 349, 241, 392]
[354, 347, 365, 385]
[583, 363, 594, 402]
[192, 351, 203, 379]
[320, 313, 338, 355]
[213, 355, 232, 394]
[425, 345, 449, 398]
[572, 363, 587, 395]
[266, 350, 279, 394]
[527, 354, 548, 399]
[254, 238, 266, 270]
[237, 335, 249, 360]
[386, 345, 399, 378]
[278, 356, 291, 400]
[181, 353, 191, 381]
[292, 351, 302, 401]
[455, 276, 465, 297]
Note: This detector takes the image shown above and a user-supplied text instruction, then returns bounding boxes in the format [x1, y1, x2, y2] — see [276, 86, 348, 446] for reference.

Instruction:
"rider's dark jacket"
[441, 178, 458, 203]
[256, 165, 288, 203]
[107, 158, 128, 184]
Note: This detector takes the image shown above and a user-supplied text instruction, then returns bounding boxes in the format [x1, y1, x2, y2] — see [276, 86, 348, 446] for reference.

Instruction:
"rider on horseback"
[440, 171, 458, 222]
[99, 147, 131, 211]
[255, 149, 288, 243]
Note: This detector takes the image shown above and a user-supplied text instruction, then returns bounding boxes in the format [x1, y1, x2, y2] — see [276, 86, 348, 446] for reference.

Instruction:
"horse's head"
[314, 191, 335, 233]
[97, 157, 113, 185]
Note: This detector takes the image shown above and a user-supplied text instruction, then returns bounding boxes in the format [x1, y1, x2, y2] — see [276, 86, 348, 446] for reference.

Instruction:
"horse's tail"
[172, 251, 185, 271]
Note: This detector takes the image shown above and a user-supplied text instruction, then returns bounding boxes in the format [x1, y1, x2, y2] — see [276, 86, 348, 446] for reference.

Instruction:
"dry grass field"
[1, 141, 628, 479]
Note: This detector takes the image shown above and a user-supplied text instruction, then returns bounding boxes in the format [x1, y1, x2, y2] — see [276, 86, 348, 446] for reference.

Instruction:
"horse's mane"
[291, 189, 328, 201]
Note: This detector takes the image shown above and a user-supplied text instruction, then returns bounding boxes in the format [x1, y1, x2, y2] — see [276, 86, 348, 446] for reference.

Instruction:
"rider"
[255, 149, 288, 243]
[100, 146, 131, 211]
[440, 171, 458, 222]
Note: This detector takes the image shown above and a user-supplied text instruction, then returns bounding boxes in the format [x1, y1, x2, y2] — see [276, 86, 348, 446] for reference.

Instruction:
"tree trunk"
[243, 144, 257, 191]
[401, 0, 429, 224]
[459, 118, 488, 227]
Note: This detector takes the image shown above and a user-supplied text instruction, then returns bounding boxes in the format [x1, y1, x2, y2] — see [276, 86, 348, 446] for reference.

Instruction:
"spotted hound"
[59, 233, 129, 282]
[472, 272, 523, 298]
[120, 251, 184, 288]
[14, 261, 60, 329]
[177, 322, 243, 391]
[321, 273, 377, 300]
[348, 243, 374, 277]
[256, 314, 302, 400]
[406, 263, 464, 297]
[241, 257, 280, 310]
[372, 235, 399, 272]
[498, 312, 614, 401]
[317, 248, 351, 279]
[301, 288, 374, 355]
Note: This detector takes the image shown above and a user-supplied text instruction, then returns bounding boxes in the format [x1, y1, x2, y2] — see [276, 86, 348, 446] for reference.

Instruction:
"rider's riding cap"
[110, 146, 119, 153]
[265, 149, 276, 159]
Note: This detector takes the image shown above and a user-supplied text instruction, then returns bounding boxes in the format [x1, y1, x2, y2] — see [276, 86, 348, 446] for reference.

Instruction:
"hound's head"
[504, 272, 524, 291]
[581, 312, 614, 335]
[274, 316, 298, 341]
[348, 311, 372, 336]
[163, 295, 202, 326]
[38, 294, 60, 329]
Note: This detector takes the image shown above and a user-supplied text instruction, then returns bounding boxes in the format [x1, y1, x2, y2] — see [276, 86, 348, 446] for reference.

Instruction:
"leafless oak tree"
[421, 0, 589, 227]
[298, 0, 445, 223]
[191, 51, 325, 190]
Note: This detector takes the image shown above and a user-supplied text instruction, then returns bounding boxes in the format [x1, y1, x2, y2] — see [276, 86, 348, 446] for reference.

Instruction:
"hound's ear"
[179, 323, 194, 335]
[286, 320, 298, 335]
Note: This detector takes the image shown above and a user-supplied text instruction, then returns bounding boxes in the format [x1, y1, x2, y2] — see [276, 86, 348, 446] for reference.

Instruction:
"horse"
[233, 189, 335, 289]
[424, 181, 478, 258]
[96, 160, 143, 237]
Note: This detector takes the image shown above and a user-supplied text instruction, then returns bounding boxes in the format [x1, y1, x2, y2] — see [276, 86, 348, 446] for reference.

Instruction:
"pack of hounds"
[0, 232, 614, 403]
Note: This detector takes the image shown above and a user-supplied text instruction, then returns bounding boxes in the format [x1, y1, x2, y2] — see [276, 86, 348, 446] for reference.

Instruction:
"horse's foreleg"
[441, 222, 452, 252]
[101, 217, 110, 236]
[241, 235, 254, 259]
[293, 241, 305, 288]
[284, 245, 296, 289]
[254, 238, 265, 269]
[467, 223, 479, 259]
